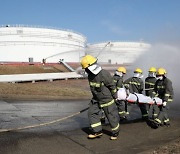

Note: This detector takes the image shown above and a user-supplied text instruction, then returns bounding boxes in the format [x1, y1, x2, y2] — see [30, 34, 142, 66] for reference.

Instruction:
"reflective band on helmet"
[91, 122, 101, 128]
[112, 123, 120, 131]
[100, 99, 114, 108]
[155, 118, 161, 123]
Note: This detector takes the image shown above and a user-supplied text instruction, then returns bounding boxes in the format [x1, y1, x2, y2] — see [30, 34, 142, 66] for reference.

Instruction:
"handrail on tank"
[0, 24, 86, 39]
[87, 41, 151, 48]
[88, 40, 151, 45]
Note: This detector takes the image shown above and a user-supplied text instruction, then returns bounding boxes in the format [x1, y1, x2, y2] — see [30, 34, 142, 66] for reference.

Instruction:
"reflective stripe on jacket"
[145, 77, 157, 97]
[124, 77, 144, 94]
[88, 69, 117, 103]
[154, 77, 174, 103]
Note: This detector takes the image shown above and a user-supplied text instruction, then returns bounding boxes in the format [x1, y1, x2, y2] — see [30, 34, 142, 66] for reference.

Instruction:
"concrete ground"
[0, 100, 180, 154]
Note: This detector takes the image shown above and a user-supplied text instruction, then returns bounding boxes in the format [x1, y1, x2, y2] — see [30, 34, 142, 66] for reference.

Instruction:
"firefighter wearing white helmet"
[145, 67, 158, 119]
[151, 68, 174, 128]
[124, 68, 148, 120]
[113, 67, 127, 121]
[80, 55, 120, 140]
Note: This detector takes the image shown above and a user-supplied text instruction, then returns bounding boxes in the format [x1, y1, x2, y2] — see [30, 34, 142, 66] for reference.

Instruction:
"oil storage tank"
[0, 25, 87, 63]
[87, 41, 151, 64]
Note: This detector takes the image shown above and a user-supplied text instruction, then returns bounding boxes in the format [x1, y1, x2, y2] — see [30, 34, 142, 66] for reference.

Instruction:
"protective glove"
[163, 101, 167, 107]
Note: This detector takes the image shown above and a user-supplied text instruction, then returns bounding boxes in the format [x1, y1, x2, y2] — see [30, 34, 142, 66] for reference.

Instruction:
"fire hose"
[0, 107, 89, 133]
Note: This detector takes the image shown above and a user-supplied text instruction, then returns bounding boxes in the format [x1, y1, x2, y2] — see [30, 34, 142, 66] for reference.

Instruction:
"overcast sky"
[0, 0, 180, 44]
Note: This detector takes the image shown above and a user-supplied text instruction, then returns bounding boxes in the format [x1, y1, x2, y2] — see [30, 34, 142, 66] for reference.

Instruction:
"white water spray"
[131, 43, 180, 105]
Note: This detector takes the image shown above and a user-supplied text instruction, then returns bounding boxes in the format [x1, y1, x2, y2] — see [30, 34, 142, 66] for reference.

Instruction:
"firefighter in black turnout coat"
[113, 67, 127, 121]
[80, 55, 120, 140]
[152, 68, 174, 127]
[145, 67, 158, 119]
[124, 68, 148, 120]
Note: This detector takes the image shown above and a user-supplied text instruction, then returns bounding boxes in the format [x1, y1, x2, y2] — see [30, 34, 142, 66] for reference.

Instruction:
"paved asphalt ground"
[0, 100, 180, 154]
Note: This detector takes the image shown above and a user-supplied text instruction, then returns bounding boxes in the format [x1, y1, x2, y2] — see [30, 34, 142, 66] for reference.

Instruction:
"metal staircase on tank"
[59, 59, 75, 72]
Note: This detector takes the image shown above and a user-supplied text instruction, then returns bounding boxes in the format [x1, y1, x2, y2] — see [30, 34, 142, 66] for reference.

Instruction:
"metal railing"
[0, 24, 86, 39]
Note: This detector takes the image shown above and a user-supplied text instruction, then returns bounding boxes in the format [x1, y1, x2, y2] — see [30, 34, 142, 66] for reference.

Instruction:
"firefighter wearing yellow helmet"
[145, 67, 158, 119]
[81, 55, 97, 69]
[124, 67, 144, 93]
[151, 68, 174, 128]
[80, 55, 120, 140]
[124, 68, 148, 120]
[113, 67, 127, 121]
[146, 67, 157, 95]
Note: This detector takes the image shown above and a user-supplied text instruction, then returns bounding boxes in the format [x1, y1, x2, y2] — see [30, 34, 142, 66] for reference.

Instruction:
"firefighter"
[152, 68, 174, 127]
[80, 55, 120, 140]
[113, 67, 127, 121]
[145, 67, 158, 119]
[124, 68, 148, 120]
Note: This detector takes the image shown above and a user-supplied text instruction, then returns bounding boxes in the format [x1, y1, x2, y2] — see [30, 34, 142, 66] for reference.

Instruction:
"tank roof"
[0, 24, 86, 38]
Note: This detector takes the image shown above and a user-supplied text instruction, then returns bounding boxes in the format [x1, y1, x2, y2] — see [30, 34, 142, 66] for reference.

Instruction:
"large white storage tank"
[87, 41, 151, 64]
[0, 25, 86, 63]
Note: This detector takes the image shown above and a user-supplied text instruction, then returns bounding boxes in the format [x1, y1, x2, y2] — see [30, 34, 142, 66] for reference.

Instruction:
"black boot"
[110, 132, 119, 140]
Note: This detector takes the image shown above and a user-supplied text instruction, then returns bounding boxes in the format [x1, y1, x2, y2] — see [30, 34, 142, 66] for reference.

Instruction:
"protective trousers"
[88, 100, 120, 134]
[155, 105, 170, 124]
[148, 104, 159, 119]
[116, 100, 127, 118]
[139, 104, 148, 120]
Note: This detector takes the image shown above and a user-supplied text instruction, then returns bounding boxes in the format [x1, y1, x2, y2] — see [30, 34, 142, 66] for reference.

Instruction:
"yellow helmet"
[117, 67, 126, 74]
[80, 55, 97, 69]
[157, 68, 166, 75]
[134, 68, 143, 74]
[149, 67, 156, 72]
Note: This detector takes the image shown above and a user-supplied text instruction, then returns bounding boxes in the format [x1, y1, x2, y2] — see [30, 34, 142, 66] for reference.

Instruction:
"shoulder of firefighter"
[145, 77, 157, 94]
[123, 77, 132, 89]
[124, 77, 144, 93]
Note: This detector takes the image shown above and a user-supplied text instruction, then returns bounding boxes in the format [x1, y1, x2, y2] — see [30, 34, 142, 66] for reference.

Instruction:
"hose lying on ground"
[0, 107, 89, 133]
